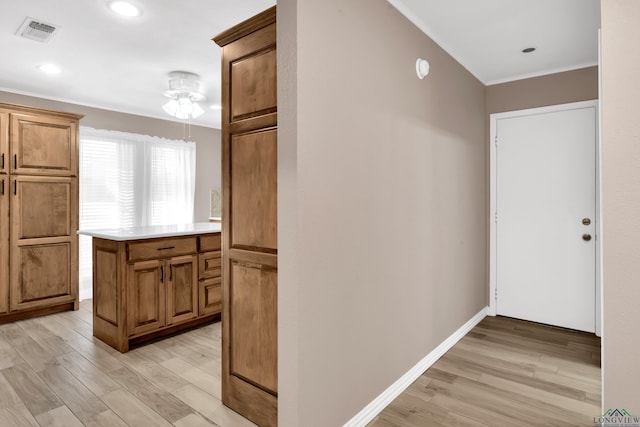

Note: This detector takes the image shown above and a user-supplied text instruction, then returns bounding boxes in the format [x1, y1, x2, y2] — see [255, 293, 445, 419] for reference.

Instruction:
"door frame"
[488, 100, 601, 336]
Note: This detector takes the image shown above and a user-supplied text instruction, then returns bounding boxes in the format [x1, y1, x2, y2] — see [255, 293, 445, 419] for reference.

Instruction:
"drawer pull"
[157, 246, 176, 251]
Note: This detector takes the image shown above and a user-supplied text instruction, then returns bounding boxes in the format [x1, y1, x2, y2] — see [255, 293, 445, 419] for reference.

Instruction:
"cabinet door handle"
[160, 265, 164, 282]
[13, 154, 16, 170]
[13, 180, 16, 195]
[1, 179, 4, 195]
[157, 246, 176, 251]
[1, 153, 4, 169]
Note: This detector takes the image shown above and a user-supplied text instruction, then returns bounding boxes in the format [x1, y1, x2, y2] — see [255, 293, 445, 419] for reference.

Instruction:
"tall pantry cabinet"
[214, 6, 278, 427]
[0, 102, 81, 321]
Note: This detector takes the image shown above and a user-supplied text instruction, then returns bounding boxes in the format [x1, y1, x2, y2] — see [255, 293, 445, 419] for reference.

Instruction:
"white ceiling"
[388, 0, 601, 85]
[0, 1, 600, 130]
[0, 0, 275, 129]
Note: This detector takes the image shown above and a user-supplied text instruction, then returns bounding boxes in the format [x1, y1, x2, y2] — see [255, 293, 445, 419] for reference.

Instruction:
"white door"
[493, 102, 596, 332]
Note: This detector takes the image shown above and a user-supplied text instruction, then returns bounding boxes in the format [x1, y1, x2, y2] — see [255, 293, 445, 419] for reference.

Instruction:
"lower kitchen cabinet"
[127, 259, 166, 336]
[87, 227, 221, 352]
[166, 255, 198, 325]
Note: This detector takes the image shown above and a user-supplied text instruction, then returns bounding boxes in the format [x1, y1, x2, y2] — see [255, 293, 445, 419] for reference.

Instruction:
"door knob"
[582, 234, 592, 242]
[582, 218, 591, 226]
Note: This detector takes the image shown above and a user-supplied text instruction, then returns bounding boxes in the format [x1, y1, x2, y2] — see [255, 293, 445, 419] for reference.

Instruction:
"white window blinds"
[79, 127, 196, 300]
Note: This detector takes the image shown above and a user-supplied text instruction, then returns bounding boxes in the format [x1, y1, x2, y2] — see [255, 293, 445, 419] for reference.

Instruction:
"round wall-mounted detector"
[522, 47, 536, 53]
[416, 58, 430, 79]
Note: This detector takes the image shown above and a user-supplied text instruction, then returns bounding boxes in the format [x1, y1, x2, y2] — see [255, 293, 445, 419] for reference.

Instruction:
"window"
[79, 127, 196, 300]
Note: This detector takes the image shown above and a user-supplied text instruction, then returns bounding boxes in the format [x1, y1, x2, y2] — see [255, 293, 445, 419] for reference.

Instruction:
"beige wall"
[601, 0, 640, 414]
[278, 0, 487, 424]
[0, 91, 220, 222]
[277, 0, 299, 425]
[487, 66, 598, 115]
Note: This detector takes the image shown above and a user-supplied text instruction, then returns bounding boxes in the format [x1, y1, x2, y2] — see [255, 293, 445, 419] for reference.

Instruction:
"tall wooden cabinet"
[0, 102, 81, 321]
[214, 7, 278, 427]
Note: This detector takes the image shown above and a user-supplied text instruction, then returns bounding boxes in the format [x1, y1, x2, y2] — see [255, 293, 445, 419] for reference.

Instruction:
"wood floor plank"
[173, 412, 219, 427]
[35, 405, 84, 427]
[172, 384, 223, 422]
[56, 352, 121, 397]
[38, 364, 108, 422]
[0, 323, 33, 347]
[101, 389, 173, 427]
[13, 339, 61, 373]
[161, 357, 221, 399]
[118, 352, 189, 393]
[109, 366, 194, 423]
[371, 392, 448, 426]
[1, 363, 62, 416]
[84, 409, 129, 427]
[206, 402, 258, 427]
[441, 412, 490, 427]
[66, 335, 125, 373]
[155, 338, 213, 369]
[0, 374, 23, 409]
[0, 347, 26, 371]
[130, 342, 175, 364]
[0, 404, 40, 427]
[16, 319, 58, 342]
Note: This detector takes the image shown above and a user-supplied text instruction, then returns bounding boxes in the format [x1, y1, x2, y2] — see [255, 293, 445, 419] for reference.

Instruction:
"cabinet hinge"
[494, 212, 498, 223]
[495, 135, 498, 146]
[495, 288, 498, 300]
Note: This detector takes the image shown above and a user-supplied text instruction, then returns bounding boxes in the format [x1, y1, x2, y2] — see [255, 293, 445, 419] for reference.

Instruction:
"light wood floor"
[0, 300, 255, 427]
[369, 316, 601, 426]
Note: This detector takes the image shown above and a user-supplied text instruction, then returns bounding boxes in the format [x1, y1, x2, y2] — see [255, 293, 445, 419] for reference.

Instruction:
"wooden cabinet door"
[10, 112, 78, 176]
[166, 255, 198, 325]
[215, 7, 278, 426]
[9, 176, 77, 311]
[199, 276, 222, 316]
[198, 252, 222, 316]
[198, 251, 221, 279]
[0, 111, 7, 174]
[127, 260, 165, 336]
[0, 174, 8, 314]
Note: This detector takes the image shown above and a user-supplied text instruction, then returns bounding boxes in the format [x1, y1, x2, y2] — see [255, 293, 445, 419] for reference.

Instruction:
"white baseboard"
[343, 306, 488, 427]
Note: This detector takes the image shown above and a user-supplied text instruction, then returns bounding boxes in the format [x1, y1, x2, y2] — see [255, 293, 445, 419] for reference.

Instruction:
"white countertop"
[77, 222, 221, 241]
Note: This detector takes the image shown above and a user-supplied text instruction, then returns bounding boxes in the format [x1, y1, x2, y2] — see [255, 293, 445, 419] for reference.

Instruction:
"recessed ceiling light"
[210, 104, 222, 110]
[38, 64, 61, 75]
[522, 47, 536, 53]
[109, 1, 141, 17]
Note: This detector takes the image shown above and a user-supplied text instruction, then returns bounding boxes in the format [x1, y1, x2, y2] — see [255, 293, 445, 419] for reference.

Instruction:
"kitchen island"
[78, 223, 222, 352]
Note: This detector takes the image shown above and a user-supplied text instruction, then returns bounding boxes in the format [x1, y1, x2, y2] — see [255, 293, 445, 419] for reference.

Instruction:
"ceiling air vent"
[15, 17, 59, 43]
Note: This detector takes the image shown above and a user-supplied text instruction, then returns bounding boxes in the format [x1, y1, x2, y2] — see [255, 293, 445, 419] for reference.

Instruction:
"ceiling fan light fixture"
[162, 99, 179, 116]
[162, 71, 207, 120]
[191, 102, 205, 118]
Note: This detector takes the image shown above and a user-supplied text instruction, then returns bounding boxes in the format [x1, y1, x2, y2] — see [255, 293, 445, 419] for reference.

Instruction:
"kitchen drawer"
[199, 251, 221, 279]
[127, 236, 197, 262]
[199, 276, 221, 316]
[199, 233, 221, 252]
